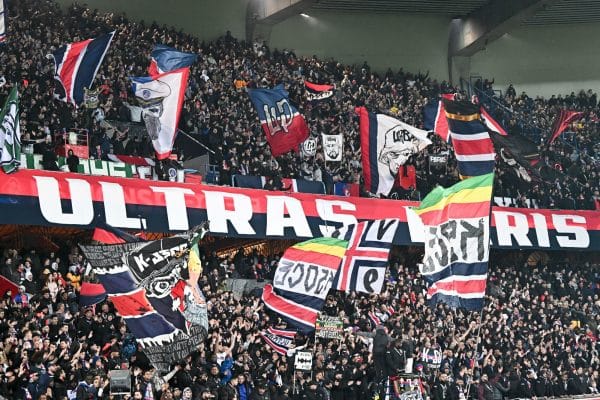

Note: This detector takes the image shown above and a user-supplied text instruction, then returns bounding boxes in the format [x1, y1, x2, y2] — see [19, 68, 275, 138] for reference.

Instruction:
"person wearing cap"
[14, 284, 30, 308]
[250, 381, 270, 400]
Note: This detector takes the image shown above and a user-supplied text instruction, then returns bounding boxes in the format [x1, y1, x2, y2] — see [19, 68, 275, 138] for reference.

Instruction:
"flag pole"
[177, 129, 215, 155]
[465, 172, 496, 399]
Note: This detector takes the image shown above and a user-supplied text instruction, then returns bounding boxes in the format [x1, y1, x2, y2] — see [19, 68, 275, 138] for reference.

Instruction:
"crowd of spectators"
[0, 1, 600, 399]
[2, 0, 598, 209]
[1, 243, 600, 400]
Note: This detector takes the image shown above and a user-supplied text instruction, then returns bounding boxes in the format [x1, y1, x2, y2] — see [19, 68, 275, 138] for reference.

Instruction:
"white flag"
[131, 68, 189, 160]
[0, 87, 21, 174]
[322, 134, 343, 162]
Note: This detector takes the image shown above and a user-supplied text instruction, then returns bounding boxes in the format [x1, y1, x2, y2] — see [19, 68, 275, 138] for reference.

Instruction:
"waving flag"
[0, 275, 18, 299]
[262, 237, 348, 332]
[444, 99, 495, 179]
[333, 219, 398, 294]
[0, 87, 21, 174]
[414, 173, 494, 310]
[423, 100, 449, 142]
[92, 221, 142, 244]
[247, 85, 309, 156]
[131, 68, 189, 159]
[0, 1, 6, 43]
[79, 282, 107, 307]
[548, 109, 584, 145]
[260, 327, 296, 355]
[50, 31, 114, 106]
[356, 106, 431, 196]
[479, 106, 507, 136]
[80, 229, 209, 371]
[148, 44, 197, 77]
[305, 81, 334, 101]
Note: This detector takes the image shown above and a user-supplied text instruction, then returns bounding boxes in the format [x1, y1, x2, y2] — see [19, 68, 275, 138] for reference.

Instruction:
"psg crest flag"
[247, 85, 309, 157]
[49, 31, 115, 107]
[148, 44, 197, 77]
[356, 106, 431, 196]
[80, 225, 210, 372]
[131, 68, 189, 160]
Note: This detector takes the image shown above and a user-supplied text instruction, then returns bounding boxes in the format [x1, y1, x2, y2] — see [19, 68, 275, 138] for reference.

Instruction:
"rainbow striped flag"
[262, 237, 348, 332]
[414, 173, 494, 310]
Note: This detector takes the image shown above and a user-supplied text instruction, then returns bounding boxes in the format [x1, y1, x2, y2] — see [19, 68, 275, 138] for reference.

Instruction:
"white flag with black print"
[322, 134, 343, 162]
[0, 86, 21, 174]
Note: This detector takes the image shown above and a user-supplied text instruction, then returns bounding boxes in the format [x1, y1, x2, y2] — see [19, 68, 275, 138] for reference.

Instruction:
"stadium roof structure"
[309, 0, 600, 25]
[251, 0, 600, 58]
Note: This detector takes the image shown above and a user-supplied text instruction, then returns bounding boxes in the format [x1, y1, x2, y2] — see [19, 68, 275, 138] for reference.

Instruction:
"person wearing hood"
[357, 325, 391, 381]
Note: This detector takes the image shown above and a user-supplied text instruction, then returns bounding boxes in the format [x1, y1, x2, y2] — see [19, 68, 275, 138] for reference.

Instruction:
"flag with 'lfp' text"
[247, 85, 309, 157]
[131, 67, 189, 160]
[414, 173, 494, 311]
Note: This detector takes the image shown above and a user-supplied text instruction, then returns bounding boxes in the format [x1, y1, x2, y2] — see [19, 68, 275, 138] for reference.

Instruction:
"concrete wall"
[55, 0, 248, 41]
[269, 10, 451, 81]
[470, 23, 600, 98]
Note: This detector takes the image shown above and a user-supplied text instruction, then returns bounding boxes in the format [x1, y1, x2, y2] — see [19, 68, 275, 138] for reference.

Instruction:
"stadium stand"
[0, 1, 598, 400]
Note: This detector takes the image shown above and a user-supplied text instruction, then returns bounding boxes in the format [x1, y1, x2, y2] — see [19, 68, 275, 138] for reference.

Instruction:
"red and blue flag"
[444, 99, 495, 179]
[50, 31, 115, 106]
[148, 44, 197, 77]
[247, 85, 309, 157]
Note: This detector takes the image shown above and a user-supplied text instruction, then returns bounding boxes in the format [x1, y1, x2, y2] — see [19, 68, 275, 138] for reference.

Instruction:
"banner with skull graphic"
[80, 230, 208, 371]
[322, 134, 343, 162]
[131, 67, 189, 160]
[356, 107, 431, 196]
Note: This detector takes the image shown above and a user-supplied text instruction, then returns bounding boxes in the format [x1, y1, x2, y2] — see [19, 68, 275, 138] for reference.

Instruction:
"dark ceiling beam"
[449, 0, 561, 57]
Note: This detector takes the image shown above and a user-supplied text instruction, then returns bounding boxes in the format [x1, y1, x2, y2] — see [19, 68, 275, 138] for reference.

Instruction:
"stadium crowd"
[1, 0, 598, 210]
[0, 1, 599, 399]
[1, 244, 600, 400]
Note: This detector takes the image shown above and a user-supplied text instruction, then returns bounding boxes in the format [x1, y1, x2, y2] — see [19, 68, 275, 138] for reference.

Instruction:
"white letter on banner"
[553, 214, 590, 248]
[108, 162, 128, 177]
[89, 160, 109, 176]
[99, 182, 146, 229]
[315, 199, 357, 236]
[203, 191, 255, 235]
[150, 187, 194, 231]
[404, 206, 425, 243]
[266, 196, 312, 237]
[531, 213, 550, 248]
[493, 211, 532, 247]
[34, 176, 93, 225]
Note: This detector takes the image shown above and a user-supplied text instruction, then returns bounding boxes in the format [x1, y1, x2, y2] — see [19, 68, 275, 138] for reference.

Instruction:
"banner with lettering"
[0, 169, 597, 251]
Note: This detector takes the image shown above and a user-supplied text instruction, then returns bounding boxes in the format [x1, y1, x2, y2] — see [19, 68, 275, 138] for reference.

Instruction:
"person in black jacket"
[357, 326, 391, 381]
[432, 373, 452, 400]
[385, 339, 405, 378]
[534, 368, 553, 398]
